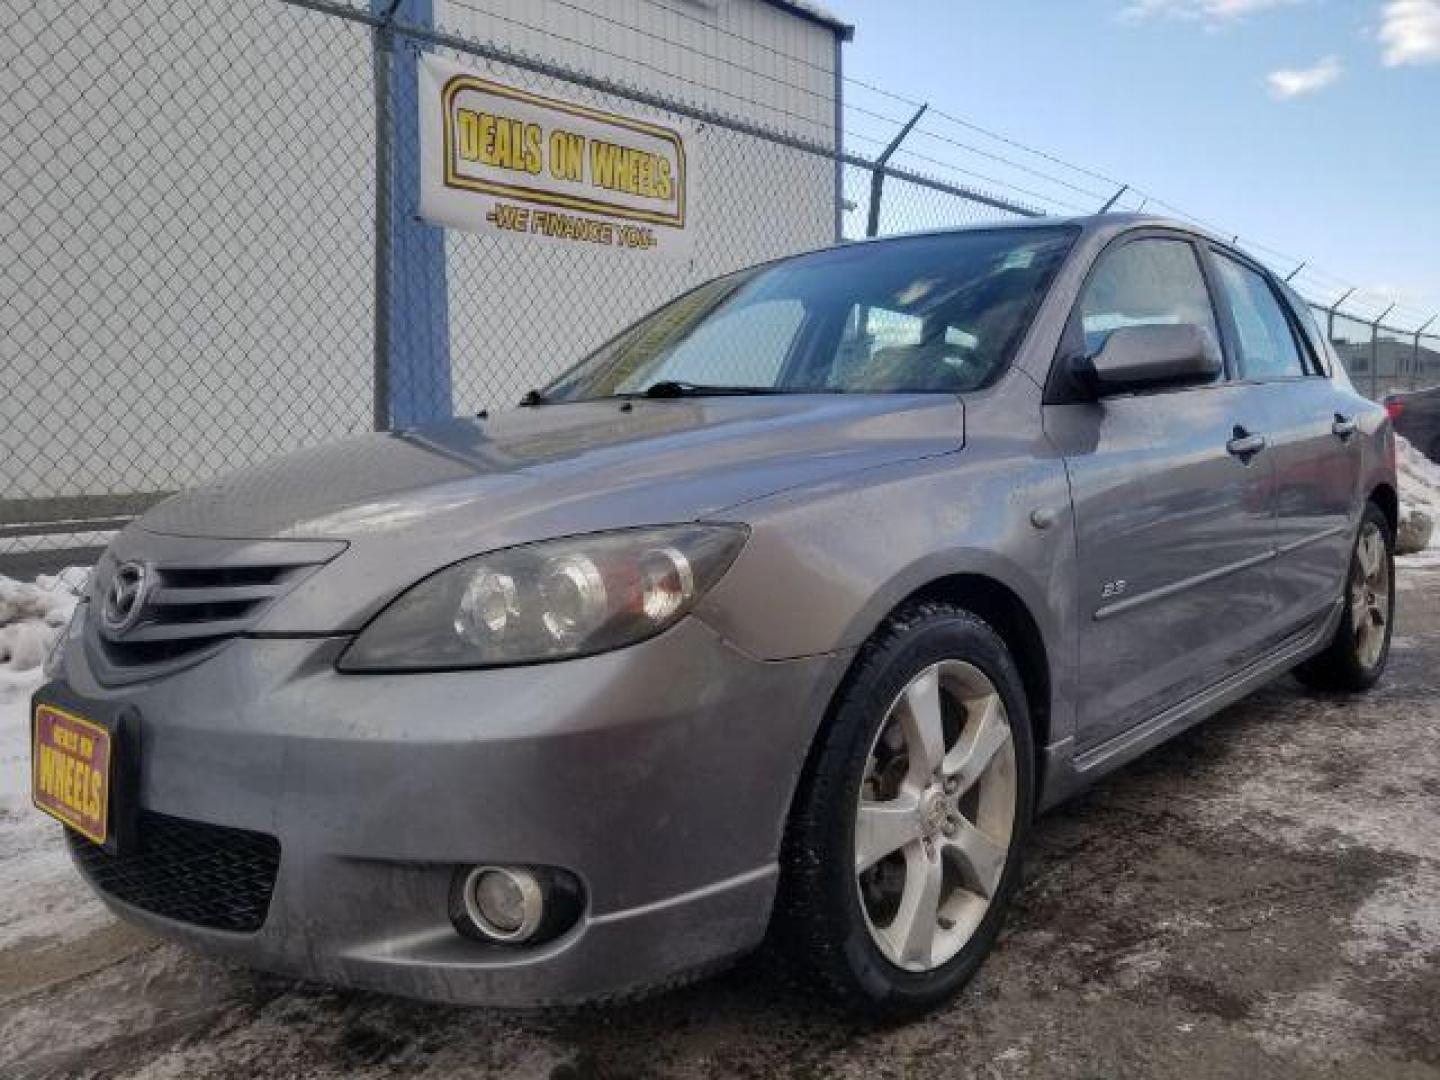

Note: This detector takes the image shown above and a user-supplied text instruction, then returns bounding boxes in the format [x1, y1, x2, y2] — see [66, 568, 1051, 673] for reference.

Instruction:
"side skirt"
[1034, 597, 1343, 812]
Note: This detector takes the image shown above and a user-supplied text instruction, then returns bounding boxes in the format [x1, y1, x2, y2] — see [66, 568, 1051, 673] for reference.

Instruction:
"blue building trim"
[374, 0, 451, 429]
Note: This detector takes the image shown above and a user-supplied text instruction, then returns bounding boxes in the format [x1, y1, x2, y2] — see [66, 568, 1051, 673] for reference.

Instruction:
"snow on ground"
[0, 568, 112, 952]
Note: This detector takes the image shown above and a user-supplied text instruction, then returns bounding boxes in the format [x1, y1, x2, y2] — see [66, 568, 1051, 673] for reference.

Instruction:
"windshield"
[543, 226, 1078, 402]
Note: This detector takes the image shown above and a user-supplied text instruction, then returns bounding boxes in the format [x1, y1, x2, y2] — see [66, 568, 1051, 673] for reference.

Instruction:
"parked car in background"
[1385, 386, 1440, 464]
[34, 215, 1396, 1019]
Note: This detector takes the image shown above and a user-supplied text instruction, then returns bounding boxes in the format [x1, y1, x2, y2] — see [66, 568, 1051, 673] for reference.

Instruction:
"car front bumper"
[48, 615, 849, 1005]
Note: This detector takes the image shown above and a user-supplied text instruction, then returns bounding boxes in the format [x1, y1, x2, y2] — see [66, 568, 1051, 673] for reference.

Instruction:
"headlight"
[338, 525, 748, 671]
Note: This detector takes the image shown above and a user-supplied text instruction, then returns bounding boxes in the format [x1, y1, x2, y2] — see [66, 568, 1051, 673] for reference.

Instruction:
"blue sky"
[826, 0, 1440, 330]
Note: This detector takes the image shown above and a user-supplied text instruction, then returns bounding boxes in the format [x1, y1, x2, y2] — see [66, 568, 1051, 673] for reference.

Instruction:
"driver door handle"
[1226, 426, 1267, 461]
[1332, 414, 1358, 440]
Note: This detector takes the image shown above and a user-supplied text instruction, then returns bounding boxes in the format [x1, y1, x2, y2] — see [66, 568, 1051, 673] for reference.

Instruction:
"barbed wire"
[841, 74, 1438, 332]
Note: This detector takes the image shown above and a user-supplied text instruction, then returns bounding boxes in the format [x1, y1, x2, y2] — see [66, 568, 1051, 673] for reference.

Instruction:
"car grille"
[68, 810, 281, 933]
[87, 536, 344, 684]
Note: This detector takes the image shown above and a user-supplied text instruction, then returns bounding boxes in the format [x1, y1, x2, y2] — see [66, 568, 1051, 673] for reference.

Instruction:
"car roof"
[847, 212, 1215, 248]
[845, 212, 1278, 277]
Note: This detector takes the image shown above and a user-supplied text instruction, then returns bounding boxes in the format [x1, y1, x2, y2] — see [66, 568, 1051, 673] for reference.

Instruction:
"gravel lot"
[2, 560, 1438, 1080]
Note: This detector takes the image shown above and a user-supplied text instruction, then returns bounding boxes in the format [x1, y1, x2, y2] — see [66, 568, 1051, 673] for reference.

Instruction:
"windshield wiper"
[632, 380, 788, 399]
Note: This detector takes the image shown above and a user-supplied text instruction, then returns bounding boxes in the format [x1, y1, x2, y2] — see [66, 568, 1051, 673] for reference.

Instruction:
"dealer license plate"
[32, 702, 112, 844]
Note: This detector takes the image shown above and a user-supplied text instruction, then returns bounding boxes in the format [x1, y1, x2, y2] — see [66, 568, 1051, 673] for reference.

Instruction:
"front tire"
[775, 602, 1034, 1019]
[1295, 503, 1395, 692]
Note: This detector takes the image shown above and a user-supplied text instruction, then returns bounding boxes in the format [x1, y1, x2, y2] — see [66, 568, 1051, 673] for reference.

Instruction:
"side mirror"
[1075, 323, 1222, 396]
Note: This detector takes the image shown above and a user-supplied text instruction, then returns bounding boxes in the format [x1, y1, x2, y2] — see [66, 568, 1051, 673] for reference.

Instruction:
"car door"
[1206, 250, 1362, 634]
[1042, 232, 1283, 752]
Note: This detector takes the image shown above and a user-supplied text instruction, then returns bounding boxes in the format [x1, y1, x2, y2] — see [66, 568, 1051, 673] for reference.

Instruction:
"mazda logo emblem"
[100, 561, 150, 636]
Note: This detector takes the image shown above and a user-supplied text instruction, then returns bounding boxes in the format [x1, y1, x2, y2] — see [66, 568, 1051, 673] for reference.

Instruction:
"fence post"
[1326, 287, 1355, 367]
[866, 104, 926, 238]
[1327, 287, 1354, 342]
[1370, 304, 1394, 401]
[1414, 315, 1438, 392]
[832, 35, 844, 244]
[371, 0, 451, 430]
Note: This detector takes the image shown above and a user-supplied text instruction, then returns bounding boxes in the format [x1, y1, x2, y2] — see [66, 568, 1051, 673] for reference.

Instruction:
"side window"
[1213, 254, 1308, 380]
[638, 299, 806, 388]
[1078, 239, 1222, 366]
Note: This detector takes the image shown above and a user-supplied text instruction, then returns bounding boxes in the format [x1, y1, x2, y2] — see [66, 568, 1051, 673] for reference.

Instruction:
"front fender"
[693, 447, 1079, 747]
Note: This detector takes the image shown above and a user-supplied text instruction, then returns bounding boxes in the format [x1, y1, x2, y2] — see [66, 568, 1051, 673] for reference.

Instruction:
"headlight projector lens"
[455, 570, 518, 643]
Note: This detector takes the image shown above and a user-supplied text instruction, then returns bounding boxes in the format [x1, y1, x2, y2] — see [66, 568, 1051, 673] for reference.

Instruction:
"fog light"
[461, 866, 545, 942]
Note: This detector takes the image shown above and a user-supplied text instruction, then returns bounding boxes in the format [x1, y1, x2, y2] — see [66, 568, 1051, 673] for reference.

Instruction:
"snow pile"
[1397, 436, 1440, 560]
[0, 568, 89, 672]
[0, 567, 112, 952]
[1398, 436, 1440, 521]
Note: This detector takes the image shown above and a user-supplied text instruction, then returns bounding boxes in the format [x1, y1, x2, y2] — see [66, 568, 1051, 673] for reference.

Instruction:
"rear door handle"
[1227, 427, 1267, 461]
[1332, 414, 1358, 440]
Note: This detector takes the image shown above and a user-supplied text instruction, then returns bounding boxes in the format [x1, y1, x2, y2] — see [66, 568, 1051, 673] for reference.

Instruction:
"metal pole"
[1284, 261, 1306, 282]
[371, 10, 398, 431]
[1413, 314, 1438, 391]
[1327, 287, 1356, 344]
[1098, 184, 1128, 213]
[832, 34, 844, 244]
[866, 103, 927, 238]
[1372, 303, 1395, 400]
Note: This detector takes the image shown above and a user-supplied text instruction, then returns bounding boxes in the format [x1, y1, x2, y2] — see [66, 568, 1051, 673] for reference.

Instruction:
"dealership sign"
[418, 56, 693, 259]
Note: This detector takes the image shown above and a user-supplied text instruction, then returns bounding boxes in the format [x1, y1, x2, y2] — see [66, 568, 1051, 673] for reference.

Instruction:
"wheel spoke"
[855, 796, 923, 873]
[945, 818, 1008, 899]
[900, 668, 947, 780]
[942, 693, 1009, 794]
[1351, 589, 1369, 630]
[884, 844, 944, 968]
[1360, 532, 1381, 579]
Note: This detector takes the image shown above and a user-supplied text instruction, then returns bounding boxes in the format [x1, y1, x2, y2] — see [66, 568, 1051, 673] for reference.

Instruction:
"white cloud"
[1266, 55, 1343, 98]
[1379, 0, 1440, 66]
[1120, 0, 1301, 23]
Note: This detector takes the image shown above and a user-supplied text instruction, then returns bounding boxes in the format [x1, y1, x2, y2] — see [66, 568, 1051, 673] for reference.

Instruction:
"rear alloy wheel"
[1295, 504, 1395, 692]
[776, 603, 1033, 1019]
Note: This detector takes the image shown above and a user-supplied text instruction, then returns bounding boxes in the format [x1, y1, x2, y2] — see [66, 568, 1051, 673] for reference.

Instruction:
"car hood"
[132, 395, 964, 633]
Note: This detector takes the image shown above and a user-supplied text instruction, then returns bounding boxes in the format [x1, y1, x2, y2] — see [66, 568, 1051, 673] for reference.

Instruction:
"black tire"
[774, 601, 1035, 1020]
[1294, 502, 1395, 692]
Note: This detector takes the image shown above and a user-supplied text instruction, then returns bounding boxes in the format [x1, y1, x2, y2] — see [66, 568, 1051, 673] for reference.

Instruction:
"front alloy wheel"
[776, 603, 1033, 1018]
[855, 660, 1016, 972]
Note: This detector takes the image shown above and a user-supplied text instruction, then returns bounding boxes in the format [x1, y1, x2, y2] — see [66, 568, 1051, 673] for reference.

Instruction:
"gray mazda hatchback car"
[35, 215, 1396, 1017]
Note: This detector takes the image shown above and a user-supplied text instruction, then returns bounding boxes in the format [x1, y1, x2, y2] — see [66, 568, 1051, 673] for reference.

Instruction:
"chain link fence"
[2, 0, 377, 561]
[3, 0, 1436, 564]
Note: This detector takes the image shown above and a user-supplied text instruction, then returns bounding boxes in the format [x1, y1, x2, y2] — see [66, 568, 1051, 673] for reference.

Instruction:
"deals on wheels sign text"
[419, 56, 694, 259]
